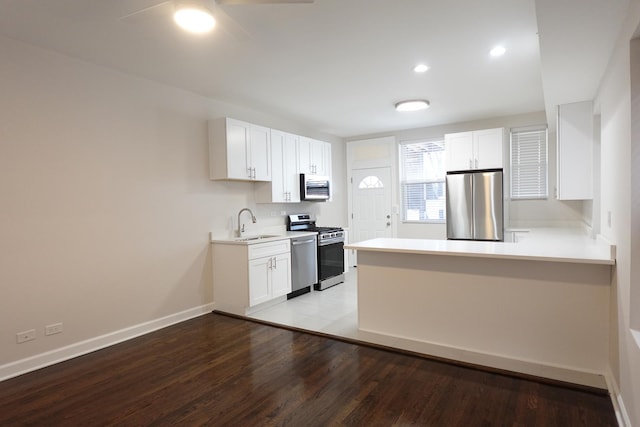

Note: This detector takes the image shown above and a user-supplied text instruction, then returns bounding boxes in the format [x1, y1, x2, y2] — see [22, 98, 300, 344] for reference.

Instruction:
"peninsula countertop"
[345, 233, 615, 265]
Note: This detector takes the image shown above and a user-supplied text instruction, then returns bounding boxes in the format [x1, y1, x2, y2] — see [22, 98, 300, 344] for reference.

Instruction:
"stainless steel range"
[287, 214, 345, 291]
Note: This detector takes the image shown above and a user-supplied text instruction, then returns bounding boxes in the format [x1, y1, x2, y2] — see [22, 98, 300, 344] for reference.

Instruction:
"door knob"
[386, 222, 391, 227]
[386, 215, 391, 219]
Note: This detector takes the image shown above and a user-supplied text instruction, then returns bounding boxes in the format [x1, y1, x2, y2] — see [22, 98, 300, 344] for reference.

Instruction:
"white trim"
[357, 327, 608, 389]
[346, 136, 399, 251]
[604, 365, 632, 427]
[0, 303, 215, 382]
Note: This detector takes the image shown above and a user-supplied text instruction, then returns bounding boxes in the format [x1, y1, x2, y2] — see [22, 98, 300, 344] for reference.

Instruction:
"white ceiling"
[0, 0, 630, 138]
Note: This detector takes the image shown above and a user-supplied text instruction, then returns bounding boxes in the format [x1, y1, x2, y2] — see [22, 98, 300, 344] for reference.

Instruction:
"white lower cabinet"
[212, 239, 291, 315]
[249, 252, 291, 306]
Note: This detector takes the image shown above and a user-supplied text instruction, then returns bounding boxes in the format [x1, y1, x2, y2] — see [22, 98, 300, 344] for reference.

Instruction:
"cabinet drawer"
[248, 240, 291, 259]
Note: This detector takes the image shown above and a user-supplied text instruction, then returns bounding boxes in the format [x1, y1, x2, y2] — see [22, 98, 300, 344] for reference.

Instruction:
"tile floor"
[249, 269, 359, 339]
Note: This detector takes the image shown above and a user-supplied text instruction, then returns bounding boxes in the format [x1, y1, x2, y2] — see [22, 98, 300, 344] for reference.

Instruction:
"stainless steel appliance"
[300, 174, 330, 201]
[446, 168, 504, 241]
[315, 227, 345, 290]
[288, 234, 318, 299]
[287, 214, 345, 291]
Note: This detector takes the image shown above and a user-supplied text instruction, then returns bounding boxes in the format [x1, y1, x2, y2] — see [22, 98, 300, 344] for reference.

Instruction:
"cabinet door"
[310, 139, 327, 176]
[249, 257, 271, 306]
[445, 132, 473, 171]
[249, 124, 271, 181]
[282, 132, 300, 202]
[474, 128, 503, 170]
[225, 118, 252, 180]
[298, 136, 313, 174]
[269, 130, 287, 202]
[315, 140, 332, 177]
[270, 253, 292, 298]
[557, 101, 593, 200]
[298, 137, 331, 177]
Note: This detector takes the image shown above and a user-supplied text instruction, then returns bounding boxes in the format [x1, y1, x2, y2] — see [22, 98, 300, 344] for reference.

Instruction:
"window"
[510, 126, 548, 199]
[400, 138, 446, 222]
[358, 176, 384, 189]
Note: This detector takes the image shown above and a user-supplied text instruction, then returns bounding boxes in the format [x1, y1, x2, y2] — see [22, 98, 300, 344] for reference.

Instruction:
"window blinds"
[510, 127, 548, 199]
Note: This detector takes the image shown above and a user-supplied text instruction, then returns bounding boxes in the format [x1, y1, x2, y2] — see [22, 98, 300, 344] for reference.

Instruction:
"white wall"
[346, 111, 586, 239]
[593, 1, 640, 425]
[0, 36, 345, 371]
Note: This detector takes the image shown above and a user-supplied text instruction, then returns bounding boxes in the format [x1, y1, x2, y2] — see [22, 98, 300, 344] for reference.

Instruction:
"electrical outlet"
[45, 323, 63, 336]
[16, 329, 36, 343]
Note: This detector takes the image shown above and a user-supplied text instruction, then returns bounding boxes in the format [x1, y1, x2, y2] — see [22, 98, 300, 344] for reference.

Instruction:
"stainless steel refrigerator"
[446, 169, 504, 241]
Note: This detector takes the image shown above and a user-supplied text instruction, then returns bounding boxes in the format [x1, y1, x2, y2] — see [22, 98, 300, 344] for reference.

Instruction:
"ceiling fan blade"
[118, 0, 171, 20]
[212, 6, 252, 41]
[216, 0, 313, 4]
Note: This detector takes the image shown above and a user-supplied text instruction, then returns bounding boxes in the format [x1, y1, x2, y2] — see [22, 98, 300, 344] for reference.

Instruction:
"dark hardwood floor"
[0, 313, 617, 426]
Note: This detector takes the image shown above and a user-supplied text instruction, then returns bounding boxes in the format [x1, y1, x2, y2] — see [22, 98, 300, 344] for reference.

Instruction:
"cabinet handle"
[247, 167, 252, 178]
[252, 167, 257, 179]
[272, 256, 277, 269]
[268, 257, 273, 270]
[469, 159, 472, 169]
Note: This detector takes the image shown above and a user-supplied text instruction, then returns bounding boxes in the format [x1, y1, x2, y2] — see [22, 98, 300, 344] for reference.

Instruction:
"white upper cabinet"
[445, 128, 504, 171]
[299, 136, 331, 177]
[209, 117, 271, 181]
[255, 129, 300, 203]
[556, 101, 593, 200]
[445, 131, 474, 171]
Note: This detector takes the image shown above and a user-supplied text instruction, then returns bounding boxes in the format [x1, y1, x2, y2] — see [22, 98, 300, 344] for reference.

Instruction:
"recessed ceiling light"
[489, 46, 506, 57]
[414, 64, 430, 73]
[395, 100, 430, 112]
[174, 2, 216, 34]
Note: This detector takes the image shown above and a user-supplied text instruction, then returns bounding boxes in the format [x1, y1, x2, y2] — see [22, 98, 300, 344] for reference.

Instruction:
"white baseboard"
[357, 327, 608, 389]
[604, 366, 632, 427]
[0, 303, 215, 382]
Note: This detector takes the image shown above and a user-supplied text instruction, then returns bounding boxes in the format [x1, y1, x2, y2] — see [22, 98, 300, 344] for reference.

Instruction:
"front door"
[351, 167, 393, 244]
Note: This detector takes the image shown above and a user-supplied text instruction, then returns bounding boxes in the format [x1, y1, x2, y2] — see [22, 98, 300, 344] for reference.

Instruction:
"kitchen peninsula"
[345, 231, 615, 388]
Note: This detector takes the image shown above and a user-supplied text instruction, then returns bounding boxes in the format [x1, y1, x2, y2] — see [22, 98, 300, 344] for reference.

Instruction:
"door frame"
[346, 137, 399, 264]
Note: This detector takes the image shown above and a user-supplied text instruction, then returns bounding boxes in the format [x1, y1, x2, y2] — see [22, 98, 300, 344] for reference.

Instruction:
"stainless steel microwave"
[300, 174, 330, 201]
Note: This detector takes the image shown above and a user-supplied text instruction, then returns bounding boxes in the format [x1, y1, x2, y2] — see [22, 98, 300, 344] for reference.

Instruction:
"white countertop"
[345, 234, 616, 265]
[210, 231, 317, 245]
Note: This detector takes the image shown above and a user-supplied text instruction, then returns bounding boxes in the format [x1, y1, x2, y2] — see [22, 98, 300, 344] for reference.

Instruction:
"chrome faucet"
[237, 208, 257, 237]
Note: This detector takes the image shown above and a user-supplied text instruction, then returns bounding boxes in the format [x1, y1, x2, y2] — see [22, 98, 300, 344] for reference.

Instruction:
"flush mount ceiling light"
[413, 64, 430, 73]
[395, 100, 430, 112]
[174, 1, 216, 33]
[489, 45, 507, 57]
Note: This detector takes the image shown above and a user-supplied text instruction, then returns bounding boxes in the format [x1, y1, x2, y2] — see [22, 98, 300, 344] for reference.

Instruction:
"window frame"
[399, 137, 447, 224]
[510, 125, 549, 200]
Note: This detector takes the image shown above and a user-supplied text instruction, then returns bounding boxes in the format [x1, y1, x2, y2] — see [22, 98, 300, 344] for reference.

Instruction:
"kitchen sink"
[234, 234, 281, 242]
